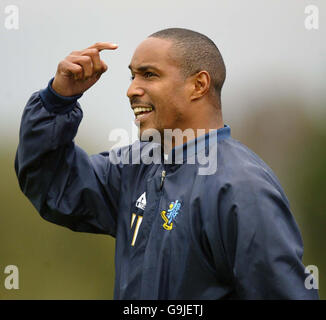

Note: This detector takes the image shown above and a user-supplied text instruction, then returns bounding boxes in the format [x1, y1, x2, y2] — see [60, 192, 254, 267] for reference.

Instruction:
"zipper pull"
[160, 170, 166, 190]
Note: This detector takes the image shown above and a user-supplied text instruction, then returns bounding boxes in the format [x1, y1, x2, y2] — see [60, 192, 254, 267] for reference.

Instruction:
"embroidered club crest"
[160, 200, 181, 230]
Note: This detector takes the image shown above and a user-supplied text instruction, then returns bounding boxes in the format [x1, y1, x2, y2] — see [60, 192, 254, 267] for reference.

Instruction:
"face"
[127, 37, 191, 141]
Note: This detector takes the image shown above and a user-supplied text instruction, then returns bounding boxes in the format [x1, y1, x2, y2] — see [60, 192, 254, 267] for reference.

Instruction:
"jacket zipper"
[160, 170, 166, 190]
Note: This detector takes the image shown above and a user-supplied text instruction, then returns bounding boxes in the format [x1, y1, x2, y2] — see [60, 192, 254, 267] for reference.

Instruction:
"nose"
[127, 78, 145, 99]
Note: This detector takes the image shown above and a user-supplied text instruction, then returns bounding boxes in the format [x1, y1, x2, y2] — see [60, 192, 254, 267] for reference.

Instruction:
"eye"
[129, 72, 157, 81]
[144, 72, 156, 78]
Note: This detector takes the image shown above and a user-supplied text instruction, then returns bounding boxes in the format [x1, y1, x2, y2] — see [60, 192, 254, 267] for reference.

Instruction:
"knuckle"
[82, 56, 92, 63]
[58, 60, 69, 70]
[81, 48, 98, 57]
[75, 65, 82, 72]
[65, 54, 77, 62]
[89, 48, 98, 55]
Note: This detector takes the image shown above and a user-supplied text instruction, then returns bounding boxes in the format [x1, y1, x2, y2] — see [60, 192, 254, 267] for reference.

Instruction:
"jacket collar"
[163, 125, 231, 164]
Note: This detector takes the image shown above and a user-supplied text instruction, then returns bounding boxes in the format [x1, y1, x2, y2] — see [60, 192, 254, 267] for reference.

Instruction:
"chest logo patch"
[161, 200, 181, 230]
[136, 192, 146, 211]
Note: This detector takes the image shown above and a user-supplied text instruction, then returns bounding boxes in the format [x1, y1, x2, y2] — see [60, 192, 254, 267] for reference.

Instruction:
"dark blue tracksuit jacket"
[15, 80, 319, 300]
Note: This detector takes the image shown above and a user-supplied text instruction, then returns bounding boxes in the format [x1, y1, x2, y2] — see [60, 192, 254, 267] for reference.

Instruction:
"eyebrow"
[128, 64, 161, 73]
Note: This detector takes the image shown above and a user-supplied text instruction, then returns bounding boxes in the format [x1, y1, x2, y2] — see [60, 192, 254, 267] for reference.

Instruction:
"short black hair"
[149, 28, 226, 102]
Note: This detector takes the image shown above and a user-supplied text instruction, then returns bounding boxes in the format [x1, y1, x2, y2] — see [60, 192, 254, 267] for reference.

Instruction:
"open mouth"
[133, 106, 154, 119]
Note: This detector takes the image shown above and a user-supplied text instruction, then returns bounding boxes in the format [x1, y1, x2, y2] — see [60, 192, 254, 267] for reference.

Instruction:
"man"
[15, 28, 319, 299]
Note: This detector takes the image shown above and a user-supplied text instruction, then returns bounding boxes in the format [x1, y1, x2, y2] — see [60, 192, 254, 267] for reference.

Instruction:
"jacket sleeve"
[14, 79, 122, 237]
[210, 171, 319, 299]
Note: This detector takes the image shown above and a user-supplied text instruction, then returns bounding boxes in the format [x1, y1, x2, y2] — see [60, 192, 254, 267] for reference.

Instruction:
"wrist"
[39, 78, 83, 114]
[52, 77, 77, 97]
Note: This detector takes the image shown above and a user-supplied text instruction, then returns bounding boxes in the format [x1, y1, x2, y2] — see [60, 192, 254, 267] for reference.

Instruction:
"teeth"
[133, 106, 153, 116]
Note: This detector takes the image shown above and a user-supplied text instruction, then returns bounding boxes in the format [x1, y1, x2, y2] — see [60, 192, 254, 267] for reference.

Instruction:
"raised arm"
[15, 42, 122, 236]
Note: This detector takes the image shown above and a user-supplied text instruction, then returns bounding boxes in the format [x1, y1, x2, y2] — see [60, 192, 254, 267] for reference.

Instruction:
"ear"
[189, 71, 211, 101]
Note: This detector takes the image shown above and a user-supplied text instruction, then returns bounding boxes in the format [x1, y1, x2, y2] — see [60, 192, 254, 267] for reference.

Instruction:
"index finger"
[87, 42, 118, 52]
